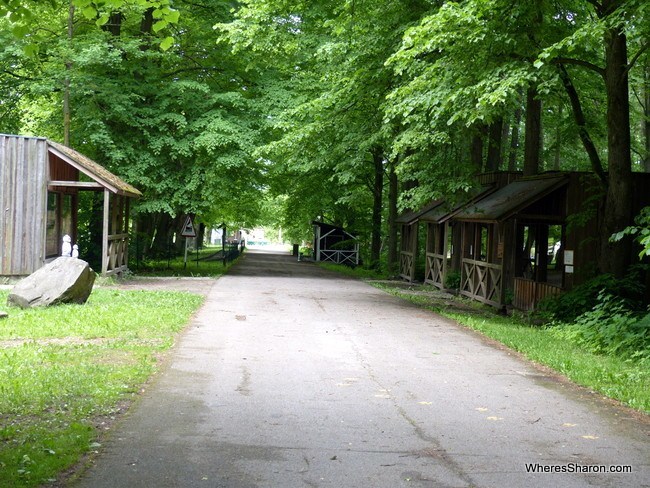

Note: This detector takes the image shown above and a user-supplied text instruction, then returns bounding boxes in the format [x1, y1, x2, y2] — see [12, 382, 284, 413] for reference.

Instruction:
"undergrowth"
[0, 288, 204, 487]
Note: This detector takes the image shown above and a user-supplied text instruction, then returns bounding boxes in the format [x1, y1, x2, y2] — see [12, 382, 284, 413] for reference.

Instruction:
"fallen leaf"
[475, 407, 488, 412]
[562, 423, 577, 427]
[581, 435, 599, 440]
[418, 401, 432, 405]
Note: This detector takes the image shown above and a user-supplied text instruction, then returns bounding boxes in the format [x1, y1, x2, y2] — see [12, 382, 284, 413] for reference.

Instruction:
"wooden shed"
[452, 172, 603, 310]
[0, 134, 141, 277]
[312, 221, 359, 266]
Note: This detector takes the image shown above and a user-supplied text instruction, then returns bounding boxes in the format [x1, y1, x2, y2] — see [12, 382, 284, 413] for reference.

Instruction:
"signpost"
[181, 215, 197, 268]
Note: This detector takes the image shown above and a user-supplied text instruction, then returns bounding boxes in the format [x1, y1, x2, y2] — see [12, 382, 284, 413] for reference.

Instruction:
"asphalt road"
[73, 250, 649, 488]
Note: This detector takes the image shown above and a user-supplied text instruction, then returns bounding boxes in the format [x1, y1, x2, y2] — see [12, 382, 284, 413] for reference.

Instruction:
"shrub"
[445, 270, 461, 289]
[549, 291, 650, 360]
[537, 265, 647, 323]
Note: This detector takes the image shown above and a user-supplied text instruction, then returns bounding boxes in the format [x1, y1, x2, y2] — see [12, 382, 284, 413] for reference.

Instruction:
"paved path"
[74, 251, 649, 488]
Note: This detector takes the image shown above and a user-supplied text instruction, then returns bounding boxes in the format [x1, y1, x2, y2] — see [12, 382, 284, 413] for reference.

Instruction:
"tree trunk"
[523, 87, 541, 176]
[370, 148, 384, 269]
[643, 58, 650, 173]
[599, 25, 633, 277]
[63, 2, 74, 146]
[558, 64, 607, 183]
[470, 123, 486, 172]
[486, 118, 504, 172]
[387, 161, 399, 275]
[508, 103, 522, 171]
[553, 104, 563, 170]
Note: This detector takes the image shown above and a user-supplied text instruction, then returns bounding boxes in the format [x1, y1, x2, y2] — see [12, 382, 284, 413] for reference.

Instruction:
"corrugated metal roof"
[396, 199, 445, 225]
[454, 176, 569, 222]
[48, 141, 141, 198]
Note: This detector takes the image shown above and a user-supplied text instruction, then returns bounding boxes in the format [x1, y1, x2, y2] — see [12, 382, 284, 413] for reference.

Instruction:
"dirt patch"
[101, 277, 217, 296]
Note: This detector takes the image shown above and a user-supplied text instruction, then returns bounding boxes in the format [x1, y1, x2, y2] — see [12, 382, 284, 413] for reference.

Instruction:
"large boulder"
[7, 257, 95, 308]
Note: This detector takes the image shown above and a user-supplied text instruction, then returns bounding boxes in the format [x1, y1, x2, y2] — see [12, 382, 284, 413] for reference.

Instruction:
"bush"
[549, 291, 650, 360]
[445, 270, 461, 289]
[537, 265, 647, 323]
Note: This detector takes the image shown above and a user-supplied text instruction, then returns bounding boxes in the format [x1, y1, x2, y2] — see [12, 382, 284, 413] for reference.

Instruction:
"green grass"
[318, 262, 387, 280]
[0, 288, 204, 487]
[318, 263, 650, 414]
[131, 245, 238, 277]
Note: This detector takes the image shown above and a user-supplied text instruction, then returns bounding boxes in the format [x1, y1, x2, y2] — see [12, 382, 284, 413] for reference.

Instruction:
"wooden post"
[124, 197, 130, 271]
[102, 189, 109, 275]
[442, 222, 450, 287]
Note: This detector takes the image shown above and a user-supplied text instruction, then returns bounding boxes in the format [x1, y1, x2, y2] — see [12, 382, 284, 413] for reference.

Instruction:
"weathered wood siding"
[0, 135, 49, 275]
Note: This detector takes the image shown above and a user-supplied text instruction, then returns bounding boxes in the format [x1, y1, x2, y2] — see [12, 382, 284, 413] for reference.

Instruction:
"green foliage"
[444, 270, 461, 290]
[0, 288, 203, 487]
[611, 206, 650, 258]
[537, 266, 647, 323]
[549, 292, 650, 360]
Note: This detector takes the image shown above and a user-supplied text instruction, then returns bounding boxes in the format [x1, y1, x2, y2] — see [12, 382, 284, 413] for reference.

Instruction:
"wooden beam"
[102, 189, 110, 275]
[48, 180, 103, 189]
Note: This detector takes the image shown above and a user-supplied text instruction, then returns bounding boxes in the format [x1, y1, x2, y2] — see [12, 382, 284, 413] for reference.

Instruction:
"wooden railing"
[399, 251, 415, 282]
[103, 233, 129, 276]
[460, 258, 503, 307]
[513, 278, 562, 311]
[320, 249, 358, 266]
[425, 252, 445, 289]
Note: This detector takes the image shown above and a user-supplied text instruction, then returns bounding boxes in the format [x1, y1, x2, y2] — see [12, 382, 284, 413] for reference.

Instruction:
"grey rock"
[7, 257, 95, 308]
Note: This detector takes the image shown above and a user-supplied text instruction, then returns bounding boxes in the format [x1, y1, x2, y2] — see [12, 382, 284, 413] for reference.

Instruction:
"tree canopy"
[1, 0, 648, 273]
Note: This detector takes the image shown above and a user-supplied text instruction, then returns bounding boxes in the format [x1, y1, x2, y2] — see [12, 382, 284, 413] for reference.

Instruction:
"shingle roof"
[48, 141, 141, 198]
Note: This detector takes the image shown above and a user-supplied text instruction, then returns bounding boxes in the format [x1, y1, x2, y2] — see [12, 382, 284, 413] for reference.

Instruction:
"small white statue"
[62, 235, 72, 257]
[72, 244, 79, 258]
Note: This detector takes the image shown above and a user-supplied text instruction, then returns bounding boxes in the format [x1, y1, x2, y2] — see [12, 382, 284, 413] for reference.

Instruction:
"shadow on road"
[228, 249, 349, 279]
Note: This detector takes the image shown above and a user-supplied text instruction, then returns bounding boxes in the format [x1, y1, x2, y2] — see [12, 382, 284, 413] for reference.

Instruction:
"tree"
[1, 0, 269, 259]
[537, 0, 649, 276]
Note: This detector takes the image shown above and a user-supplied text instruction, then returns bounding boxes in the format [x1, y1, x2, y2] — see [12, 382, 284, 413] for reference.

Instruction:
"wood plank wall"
[0, 136, 49, 275]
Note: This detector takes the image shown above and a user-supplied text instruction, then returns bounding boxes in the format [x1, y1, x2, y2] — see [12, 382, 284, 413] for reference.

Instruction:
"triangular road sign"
[181, 215, 197, 237]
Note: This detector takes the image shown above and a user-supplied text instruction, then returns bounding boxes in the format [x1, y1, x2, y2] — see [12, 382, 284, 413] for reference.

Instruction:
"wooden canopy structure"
[0, 134, 141, 276]
[398, 172, 521, 285]
[453, 173, 596, 309]
[312, 221, 359, 266]
[396, 201, 443, 282]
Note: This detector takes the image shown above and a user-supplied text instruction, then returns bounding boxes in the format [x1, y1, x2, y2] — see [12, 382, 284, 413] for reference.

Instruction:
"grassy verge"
[0, 288, 204, 487]
[318, 263, 649, 414]
[131, 245, 239, 277]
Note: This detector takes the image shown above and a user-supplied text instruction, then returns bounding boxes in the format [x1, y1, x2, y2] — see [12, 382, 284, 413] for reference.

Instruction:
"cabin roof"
[312, 221, 357, 240]
[454, 175, 569, 223]
[420, 186, 498, 224]
[48, 141, 142, 198]
[396, 200, 445, 225]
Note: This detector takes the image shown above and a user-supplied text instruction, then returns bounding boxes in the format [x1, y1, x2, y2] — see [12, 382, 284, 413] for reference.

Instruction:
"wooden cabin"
[0, 134, 141, 276]
[453, 172, 604, 310]
[312, 221, 359, 266]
